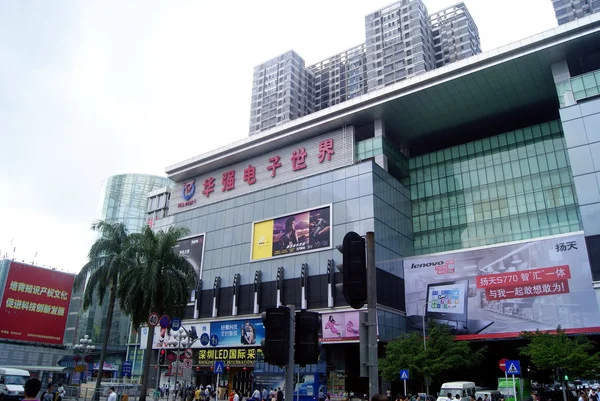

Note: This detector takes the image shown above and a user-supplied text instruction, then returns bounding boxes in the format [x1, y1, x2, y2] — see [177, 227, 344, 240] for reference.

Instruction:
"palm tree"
[74, 220, 135, 400]
[118, 225, 197, 401]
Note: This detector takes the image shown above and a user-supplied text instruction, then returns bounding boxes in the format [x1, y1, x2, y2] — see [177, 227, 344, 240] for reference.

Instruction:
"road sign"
[200, 333, 209, 346]
[499, 358, 508, 372]
[214, 361, 224, 374]
[506, 360, 521, 375]
[400, 370, 409, 380]
[210, 334, 219, 346]
[159, 315, 171, 329]
[171, 317, 181, 331]
[148, 312, 159, 327]
[184, 348, 193, 359]
[183, 358, 192, 369]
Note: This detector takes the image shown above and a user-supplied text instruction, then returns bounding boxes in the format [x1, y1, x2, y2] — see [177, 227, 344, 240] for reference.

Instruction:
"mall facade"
[144, 14, 600, 397]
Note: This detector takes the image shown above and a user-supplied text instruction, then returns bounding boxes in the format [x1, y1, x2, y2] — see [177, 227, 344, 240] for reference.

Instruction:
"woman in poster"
[346, 320, 359, 336]
[324, 316, 342, 337]
[241, 321, 257, 344]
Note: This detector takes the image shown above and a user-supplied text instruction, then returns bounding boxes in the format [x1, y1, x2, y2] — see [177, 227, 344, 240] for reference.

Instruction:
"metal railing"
[63, 385, 146, 401]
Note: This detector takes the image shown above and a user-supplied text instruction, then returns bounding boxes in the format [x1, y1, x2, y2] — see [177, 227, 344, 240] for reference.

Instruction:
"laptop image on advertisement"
[406, 279, 494, 335]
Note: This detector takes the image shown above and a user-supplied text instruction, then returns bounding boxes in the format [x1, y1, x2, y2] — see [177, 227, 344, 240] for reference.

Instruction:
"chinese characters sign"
[197, 347, 260, 366]
[403, 233, 600, 340]
[0, 261, 74, 344]
[251, 205, 332, 261]
[170, 127, 354, 212]
[139, 318, 265, 350]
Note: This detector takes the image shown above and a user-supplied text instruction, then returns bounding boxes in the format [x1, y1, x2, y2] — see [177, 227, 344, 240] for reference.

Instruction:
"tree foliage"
[74, 220, 135, 401]
[520, 326, 600, 378]
[380, 324, 486, 384]
[117, 225, 197, 401]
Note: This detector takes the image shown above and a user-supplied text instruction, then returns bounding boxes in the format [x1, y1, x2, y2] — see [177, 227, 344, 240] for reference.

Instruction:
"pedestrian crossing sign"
[400, 369, 409, 380]
[506, 360, 521, 375]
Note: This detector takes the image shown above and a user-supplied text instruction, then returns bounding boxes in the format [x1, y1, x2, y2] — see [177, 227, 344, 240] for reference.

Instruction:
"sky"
[0, 0, 558, 273]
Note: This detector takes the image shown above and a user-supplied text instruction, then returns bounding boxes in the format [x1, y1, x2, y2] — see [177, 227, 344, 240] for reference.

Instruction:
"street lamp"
[167, 329, 196, 401]
[421, 295, 446, 396]
[74, 335, 96, 383]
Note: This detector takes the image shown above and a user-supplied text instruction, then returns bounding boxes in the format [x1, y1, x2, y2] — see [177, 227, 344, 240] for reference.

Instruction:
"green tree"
[74, 221, 135, 400]
[520, 326, 600, 378]
[118, 225, 197, 401]
[380, 324, 486, 394]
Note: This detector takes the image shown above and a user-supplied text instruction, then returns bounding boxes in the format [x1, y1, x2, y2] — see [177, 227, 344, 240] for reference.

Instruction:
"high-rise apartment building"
[365, 0, 436, 91]
[552, 0, 600, 25]
[248, 51, 314, 135]
[309, 44, 368, 112]
[430, 2, 481, 68]
[248, 1, 481, 135]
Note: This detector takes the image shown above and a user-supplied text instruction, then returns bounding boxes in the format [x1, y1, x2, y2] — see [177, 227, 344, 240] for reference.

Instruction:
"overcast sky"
[0, 0, 557, 273]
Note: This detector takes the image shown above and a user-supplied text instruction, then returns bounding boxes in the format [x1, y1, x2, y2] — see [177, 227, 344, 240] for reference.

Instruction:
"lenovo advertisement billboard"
[403, 233, 600, 340]
[0, 261, 75, 344]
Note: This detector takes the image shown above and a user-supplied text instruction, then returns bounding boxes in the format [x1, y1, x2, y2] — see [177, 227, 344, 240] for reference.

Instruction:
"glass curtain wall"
[404, 120, 583, 255]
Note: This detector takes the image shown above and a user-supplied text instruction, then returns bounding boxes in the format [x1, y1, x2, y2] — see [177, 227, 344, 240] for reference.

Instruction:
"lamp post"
[167, 329, 196, 401]
[421, 295, 446, 396]
[74, 335, 96, 383]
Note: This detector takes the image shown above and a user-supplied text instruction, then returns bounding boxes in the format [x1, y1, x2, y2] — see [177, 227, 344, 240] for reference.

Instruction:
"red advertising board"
[0, 261, 75, 344]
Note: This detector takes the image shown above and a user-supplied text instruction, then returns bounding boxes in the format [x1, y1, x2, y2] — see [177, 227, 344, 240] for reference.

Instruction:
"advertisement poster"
[321, 311, 361, 343]
[403, 233, 600, 339]
[173, 234, 205, 302]
[0, 261, 74, 345]
[252, 205, 332, 261]
[140, 318, 265, 349]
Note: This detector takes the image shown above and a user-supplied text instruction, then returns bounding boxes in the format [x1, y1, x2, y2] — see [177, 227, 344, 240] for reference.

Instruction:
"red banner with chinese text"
[0, 262, 75, 344]
[476, 265, 571, 289]
[485, 280, 570, 300]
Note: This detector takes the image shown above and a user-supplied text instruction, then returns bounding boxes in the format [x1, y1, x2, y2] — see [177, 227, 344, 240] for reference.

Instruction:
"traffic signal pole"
[366, 232, 379, 400]
[285, 304, 295, 401]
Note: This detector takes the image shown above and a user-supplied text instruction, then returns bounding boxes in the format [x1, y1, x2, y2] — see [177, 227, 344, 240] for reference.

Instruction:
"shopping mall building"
[142, 14, 600, 398]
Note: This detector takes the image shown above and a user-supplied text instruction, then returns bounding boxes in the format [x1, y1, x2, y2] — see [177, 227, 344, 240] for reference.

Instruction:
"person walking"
[42, 384, 55, 401]
[277, 388, 283, 401]
[107, 388, 117, 401]
[24, 378, 42, 401]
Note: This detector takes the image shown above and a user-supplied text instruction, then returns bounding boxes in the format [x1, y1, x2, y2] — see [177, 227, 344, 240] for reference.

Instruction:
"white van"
[438, 382, 478, 401]
[475, 390, 502, 401]
[0, 368, 30, 401]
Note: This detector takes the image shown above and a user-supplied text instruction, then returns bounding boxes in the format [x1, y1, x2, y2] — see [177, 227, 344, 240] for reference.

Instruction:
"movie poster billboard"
[251, 205, 332, 261]
[173, 234, 205, 303]
[139, 318, 265, 349]
[403, 232, 600, 340]
[0, 261, 75, 345]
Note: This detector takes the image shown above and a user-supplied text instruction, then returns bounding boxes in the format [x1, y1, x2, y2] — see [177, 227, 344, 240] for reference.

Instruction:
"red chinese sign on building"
[477, 265, 572, 301]
[0, 262, 74, 345]
[178, 136, 342, 208]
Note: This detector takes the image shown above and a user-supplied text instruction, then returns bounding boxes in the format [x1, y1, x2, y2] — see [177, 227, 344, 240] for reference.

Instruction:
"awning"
[5, 366, 66, 373]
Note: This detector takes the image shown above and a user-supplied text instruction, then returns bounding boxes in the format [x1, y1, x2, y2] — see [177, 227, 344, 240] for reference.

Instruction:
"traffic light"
[261, 307, 291, 367]
[336, 231, 367, 309]
[158, 349, 166, 365]
[295, 310, 322, 367]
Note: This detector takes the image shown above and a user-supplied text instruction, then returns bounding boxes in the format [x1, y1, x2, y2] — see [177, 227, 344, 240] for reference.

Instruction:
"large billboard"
[173, 234, 205, 303]
[139, 318, 265, 349]
[0, 261, 74, 344]
[321, 311, 361, 343]
[403, 232, 600, 340]
[251, 205, 332, 261]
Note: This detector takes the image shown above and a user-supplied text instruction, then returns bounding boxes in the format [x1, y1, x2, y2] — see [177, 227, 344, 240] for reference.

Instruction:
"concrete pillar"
[552, 60, 576, 107]
[374, 119, 388, 171]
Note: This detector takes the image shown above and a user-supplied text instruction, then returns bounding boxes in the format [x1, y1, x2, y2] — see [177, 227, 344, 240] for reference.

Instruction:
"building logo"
[183, 180, 196, 201]
[411, 260, 455, 274]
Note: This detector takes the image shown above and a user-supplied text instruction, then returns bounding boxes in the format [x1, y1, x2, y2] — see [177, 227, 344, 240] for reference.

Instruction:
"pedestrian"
[56, 383, 66, 401]
[107, 388, 117, 401]
[234, 390, 240, 401]
[253, 388, 261, 401]
[590, 389, 599, 401]
[387, 390, 392, 401]
[24, 378, 42, 401]
[43, 384, 55, 401]
[277, 388, 284, 401]
[154, 388, 161, 401]
[166, 383, 171, 398]
[263, 388, 269, 401]
[319, 389, 326, 401]
[580, 391, 589, 401]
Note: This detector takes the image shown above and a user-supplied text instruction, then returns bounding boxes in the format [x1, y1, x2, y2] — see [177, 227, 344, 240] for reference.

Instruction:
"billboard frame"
[174, 233, 206, 307]
[249, 203, 333, 262]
